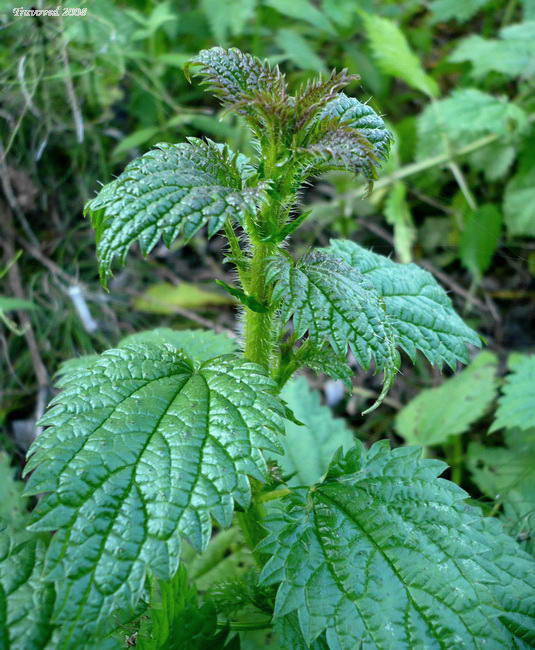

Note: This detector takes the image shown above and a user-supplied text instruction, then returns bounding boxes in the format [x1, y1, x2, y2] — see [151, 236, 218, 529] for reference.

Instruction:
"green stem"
[243, 240, 277, 370]
[448, 436, 463, 485]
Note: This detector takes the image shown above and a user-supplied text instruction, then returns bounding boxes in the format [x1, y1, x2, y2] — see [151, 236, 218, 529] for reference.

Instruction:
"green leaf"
[449, 21, 535, 79]
[275, 28, 327, 74]
[298, 345, 353, 387]
[0, 453, 28, 536]
[300, 127, 378, 179]
[504, 165, 535, 237]
[215, 280, 268, 313]
[384, 181, 416, 264]
[85, 139, 262, 284]
[133, 282, 234, 314]
[491, 354, 535, 433]
[275, 377, 354, 485]
[459, 204, 502, 279]
[24, 344, 286, 646]
[137, 565, 235, 650]
[467, 428, 535, 555]
[267, 251, 399, 380]
[119, 328, 238, 363]
[111, 127, 159, 158]
[187, 47, 286, 111]
[317, 93, 393, 177]
[0, 296, 36, 313]
[328, 239, 481, 369]
[429, 0, 490, 23]
[0, 537, 56, 649]
[265, 0, 335, 34]
[417, 89, 527, 160]
[259, 442, 535, 648]
[395, 352, 498, 446]
[184, 527, 253, 592]
[200, 0, 256, 44]
[468, 142, 516, 182]
[360, 12, 439, 97]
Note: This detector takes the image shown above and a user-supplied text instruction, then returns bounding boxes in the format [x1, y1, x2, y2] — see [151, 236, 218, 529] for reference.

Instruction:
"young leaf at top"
[85, 138, 263, 284]
[23, 344, 286, 646]
[259, 442, 535, 649]
[490, 354, 535, 432]
[267, 251, 399, 389]
[327, 239, 481, 369]
[303, 93, 393, 180]
[395, 351, 497, 446]
[187, 47, 289, 124]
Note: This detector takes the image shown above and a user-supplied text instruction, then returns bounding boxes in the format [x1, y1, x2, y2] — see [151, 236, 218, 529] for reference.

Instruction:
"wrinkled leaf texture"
[24, 343, 286, 646]
[260, 442, 535, 649]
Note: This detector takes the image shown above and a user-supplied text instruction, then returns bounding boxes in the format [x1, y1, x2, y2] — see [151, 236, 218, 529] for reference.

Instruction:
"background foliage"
[1, 0, 534, 646]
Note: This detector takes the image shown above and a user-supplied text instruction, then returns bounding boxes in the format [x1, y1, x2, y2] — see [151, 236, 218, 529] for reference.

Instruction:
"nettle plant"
[4, 48, 535, 649]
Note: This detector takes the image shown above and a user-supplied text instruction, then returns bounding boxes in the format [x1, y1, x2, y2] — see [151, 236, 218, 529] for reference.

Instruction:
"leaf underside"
[24, 344, 285, 646]
[327, 239, 481, 369]
[317, 93, 392, 175]
[260, 442, 535, 649]
[85, 139, 261, 283]
[267, 251, 399, 379]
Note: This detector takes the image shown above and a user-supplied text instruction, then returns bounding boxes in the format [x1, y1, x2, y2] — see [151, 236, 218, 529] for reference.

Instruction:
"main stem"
[243, 240, 276, 369]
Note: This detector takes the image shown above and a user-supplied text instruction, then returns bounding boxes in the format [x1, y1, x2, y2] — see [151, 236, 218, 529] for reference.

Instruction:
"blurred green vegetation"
[1, 0, 534, 556]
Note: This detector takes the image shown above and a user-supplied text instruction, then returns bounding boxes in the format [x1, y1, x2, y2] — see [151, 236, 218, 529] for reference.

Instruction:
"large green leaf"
[276, 377, 354, 485]
[450, 21, 535, 80]
[467, 428, 535, 556]
[0, 537, 56, 649]
[395, 352, 498, 446]
[259, 442, 535, 649]
[328, 239, 481, 369]
[267, 251, 399, 380]
[85, 139, 262, 283]
[491, 354, 535, 432]
[24, 344, 286, 646]
[360, 12, 439, 97]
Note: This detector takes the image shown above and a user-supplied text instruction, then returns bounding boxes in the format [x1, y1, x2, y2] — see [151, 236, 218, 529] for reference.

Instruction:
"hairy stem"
[243, 240, 277, 370]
